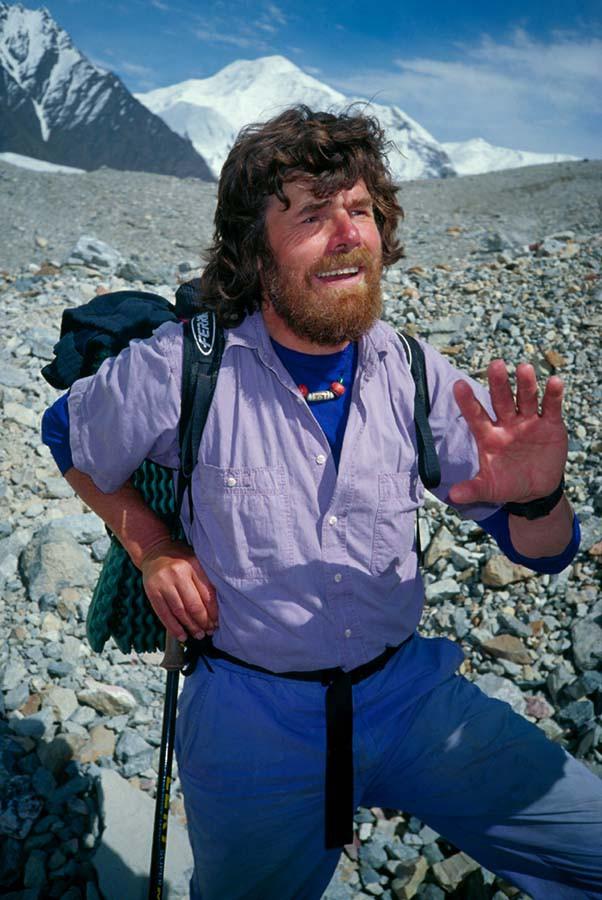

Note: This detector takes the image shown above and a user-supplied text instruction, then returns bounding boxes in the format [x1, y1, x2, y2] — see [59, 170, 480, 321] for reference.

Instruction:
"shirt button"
[334, 573, 342, 583]
[315, 454, 326, 465]
[226, 476, 237, 487]
[328, 515, 338, 526]
[344, 628, 352, 638]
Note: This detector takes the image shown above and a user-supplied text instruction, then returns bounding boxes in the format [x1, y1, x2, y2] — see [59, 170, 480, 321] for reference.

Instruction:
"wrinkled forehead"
[267, 175, 371, 214]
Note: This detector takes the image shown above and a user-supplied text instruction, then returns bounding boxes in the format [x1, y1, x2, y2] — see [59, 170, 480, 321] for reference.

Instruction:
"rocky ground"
[1, 158, 601, 276]
[0, 158, 601, 899]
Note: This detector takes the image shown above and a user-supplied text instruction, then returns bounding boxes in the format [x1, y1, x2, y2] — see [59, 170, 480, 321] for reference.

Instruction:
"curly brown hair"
[199, 104, 404, 326]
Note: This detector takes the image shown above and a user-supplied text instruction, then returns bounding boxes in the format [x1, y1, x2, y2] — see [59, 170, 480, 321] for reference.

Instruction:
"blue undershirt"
[41, 393, 73, 476]
[41, 342, 579, 574]
[270, 338, 358, 471]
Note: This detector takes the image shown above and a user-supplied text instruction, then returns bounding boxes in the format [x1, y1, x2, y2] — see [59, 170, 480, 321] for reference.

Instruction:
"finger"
[541, 375, 564, 422]
[515, 363, 539, 418]
[148, 594, 187, 643]
[159, 586, 206, 640]
[453, 380, 495, 437]
[190, 567, 219, 625]
[448, 477, 491, 506]
[487, 359, 516, 421]
[177, 578, 217, 635]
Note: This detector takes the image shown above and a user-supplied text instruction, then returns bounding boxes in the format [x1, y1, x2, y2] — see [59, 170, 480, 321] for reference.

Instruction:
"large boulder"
[19, 525, 97, 604]
[94, 769, 193, 900]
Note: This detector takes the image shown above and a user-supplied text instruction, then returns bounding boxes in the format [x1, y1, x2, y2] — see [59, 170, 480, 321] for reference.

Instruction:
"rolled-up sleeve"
[68, 321, 183, 493]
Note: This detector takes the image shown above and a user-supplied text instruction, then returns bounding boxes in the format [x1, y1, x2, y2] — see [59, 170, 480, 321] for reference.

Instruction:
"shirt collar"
[224, 310, 270, 353]
[224, 310, 392, 372]
[223, 312, 291, 388]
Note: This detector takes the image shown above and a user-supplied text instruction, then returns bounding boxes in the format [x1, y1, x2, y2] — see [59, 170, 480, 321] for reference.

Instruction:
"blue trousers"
[175, 634, 602, 899]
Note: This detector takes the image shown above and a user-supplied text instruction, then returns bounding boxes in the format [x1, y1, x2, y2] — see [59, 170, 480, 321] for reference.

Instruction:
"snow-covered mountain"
[442, 137, 579, 176]
[0, 149, 83, 172]
[1, 7, 578, 185]
[0, 3, 214, 179]
[136, 56, 456, 182]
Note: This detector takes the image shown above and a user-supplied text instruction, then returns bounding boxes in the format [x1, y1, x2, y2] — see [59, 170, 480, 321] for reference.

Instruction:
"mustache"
[307, 247, 379, 277]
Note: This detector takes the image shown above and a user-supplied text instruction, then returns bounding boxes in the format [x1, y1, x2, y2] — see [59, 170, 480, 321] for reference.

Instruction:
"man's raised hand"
[448, 359, 568, 507]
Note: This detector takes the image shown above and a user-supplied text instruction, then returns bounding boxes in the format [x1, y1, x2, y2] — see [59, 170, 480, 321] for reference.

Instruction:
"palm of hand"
[449, 360, 568, 506]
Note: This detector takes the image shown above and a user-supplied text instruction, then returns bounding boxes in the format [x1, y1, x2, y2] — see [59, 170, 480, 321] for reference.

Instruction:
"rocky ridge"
[0, 161, 601, 898]
[0, 3, 214, 180]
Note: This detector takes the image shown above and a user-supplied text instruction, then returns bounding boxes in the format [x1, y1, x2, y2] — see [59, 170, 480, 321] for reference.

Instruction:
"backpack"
[41, 280, 440, 654]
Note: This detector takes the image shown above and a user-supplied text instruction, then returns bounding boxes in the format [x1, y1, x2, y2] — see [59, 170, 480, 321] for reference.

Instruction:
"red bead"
[330, 381, 345, 397]
[298, 384, 309, 398]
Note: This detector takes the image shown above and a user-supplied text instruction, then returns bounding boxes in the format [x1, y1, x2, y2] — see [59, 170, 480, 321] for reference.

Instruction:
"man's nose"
[327, 212, 361, 253]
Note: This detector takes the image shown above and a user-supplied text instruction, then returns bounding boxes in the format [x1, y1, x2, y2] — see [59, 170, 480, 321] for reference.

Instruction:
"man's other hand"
[140, 540, 219, 642]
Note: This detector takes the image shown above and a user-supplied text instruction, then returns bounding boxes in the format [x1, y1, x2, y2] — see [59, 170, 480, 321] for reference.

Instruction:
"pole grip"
[161, 633, 185, 671]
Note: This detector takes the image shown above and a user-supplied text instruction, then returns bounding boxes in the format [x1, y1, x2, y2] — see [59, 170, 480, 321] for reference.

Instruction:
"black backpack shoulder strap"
[176, 310, 225, 526]
[397, 332, 441, 490]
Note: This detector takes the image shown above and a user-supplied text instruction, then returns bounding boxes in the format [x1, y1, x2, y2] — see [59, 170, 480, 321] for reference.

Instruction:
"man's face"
[262, 177, 383, 346]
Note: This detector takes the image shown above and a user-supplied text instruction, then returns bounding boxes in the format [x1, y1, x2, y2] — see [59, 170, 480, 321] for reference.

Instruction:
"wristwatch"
[503, 477, 565, 520]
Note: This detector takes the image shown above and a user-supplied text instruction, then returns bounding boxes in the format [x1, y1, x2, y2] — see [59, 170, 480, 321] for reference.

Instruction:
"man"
[43, 106, 601, 899]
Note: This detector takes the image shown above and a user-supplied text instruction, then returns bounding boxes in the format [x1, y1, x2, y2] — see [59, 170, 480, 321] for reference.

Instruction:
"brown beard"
[263, 246, 383, 346]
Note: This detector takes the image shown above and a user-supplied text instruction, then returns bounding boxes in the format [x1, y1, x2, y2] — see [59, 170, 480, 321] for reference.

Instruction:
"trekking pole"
[148, 633, 185, 900]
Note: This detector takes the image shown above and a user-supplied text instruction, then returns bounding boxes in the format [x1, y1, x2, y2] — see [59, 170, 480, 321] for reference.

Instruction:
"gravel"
[1, 157, 601, 274]
[0, 158, 601, 898]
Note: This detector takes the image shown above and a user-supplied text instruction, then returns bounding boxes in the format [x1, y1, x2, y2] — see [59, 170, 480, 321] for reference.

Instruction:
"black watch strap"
[503, 477, 565, 520]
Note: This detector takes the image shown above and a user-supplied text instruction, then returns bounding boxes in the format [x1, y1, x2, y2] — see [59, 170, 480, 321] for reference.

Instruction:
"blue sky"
[36, 0, 602, 157]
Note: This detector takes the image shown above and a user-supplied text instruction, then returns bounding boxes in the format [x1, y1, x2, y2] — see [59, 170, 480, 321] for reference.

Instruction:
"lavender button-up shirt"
[68, 311, 498, 672]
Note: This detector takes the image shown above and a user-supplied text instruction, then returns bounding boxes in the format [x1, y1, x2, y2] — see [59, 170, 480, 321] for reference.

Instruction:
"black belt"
[183, 637, 405, 849]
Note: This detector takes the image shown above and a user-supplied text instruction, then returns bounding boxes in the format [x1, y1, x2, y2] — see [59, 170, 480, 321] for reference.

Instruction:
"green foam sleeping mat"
[86, 459, 184, 654]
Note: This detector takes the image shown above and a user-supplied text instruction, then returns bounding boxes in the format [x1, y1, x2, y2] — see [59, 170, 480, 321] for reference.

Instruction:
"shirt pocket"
[195, 463, 294, 580]
[370, 472, 422, 575]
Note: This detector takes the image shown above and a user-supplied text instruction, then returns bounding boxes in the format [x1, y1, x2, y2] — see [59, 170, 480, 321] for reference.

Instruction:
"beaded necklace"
[298, 378, 345, 403]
